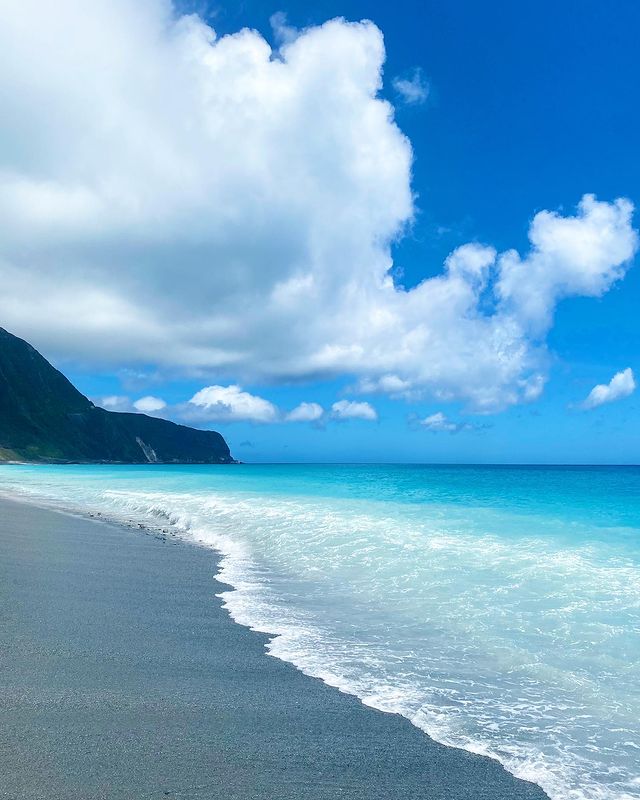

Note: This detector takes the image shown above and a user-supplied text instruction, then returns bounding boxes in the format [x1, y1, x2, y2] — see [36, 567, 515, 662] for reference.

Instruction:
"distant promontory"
[0, 327, 233, 464]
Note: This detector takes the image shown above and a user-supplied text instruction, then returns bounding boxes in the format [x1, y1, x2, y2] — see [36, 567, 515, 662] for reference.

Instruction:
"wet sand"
[0, 496, 549, 799]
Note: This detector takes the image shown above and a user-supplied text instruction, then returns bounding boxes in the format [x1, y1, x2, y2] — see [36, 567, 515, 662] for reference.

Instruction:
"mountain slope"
[0, 328, 233, 464]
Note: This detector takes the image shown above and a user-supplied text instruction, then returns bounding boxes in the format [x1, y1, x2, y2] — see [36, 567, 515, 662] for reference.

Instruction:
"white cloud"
[99, 395, 130, 410]
[0, 1, 636, 413]
[420, 411, 467, 433]
[286, 402, 324, 422]
[582, 368, 636, 410]
[331, 400, 378, 421]
[270, 11, 299, 47]
[393, 68, 429, 105]
[497, 195, 637, 335]
[356, 374, 413, 397]
[188, 385, 278, 423]
[133, 395, 167, 412]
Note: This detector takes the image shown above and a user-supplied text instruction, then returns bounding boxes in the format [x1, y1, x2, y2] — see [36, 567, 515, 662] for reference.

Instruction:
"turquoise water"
[1, 464, 639, 800]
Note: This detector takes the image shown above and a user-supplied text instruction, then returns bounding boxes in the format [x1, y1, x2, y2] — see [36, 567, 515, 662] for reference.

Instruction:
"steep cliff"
[0, 328, 233, 464]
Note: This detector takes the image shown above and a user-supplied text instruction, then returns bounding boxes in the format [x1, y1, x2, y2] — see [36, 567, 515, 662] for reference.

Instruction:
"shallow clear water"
[1, 463, 639, 800]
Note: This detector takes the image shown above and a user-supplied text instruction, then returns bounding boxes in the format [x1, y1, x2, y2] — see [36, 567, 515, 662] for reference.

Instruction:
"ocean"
[1, 463, 638, 800]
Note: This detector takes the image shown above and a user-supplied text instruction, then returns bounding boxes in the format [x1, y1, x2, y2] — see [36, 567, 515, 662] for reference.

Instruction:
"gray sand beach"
[0, 496, 549, 800]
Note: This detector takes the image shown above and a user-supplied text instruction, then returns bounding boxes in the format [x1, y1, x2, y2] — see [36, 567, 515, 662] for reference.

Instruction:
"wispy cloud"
[416, 411, 491, 434]
[419, 411, 468, 433]
[393, 67, 429, 105]
[355, 374, 413, 399]
[99, 395, 130, 410]
[270, 11, 298, 47]
[581, 368, 635, 410]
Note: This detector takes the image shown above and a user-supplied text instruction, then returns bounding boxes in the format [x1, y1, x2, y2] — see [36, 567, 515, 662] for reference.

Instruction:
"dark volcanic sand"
[0, 497, 549, 800]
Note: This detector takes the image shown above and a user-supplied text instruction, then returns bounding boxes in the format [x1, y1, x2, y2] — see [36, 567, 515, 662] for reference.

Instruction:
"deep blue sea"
[1, 463, 639, 800]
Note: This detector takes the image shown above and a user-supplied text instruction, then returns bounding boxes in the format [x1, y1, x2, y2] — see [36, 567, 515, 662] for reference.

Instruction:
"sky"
[1, 0, 639, 463]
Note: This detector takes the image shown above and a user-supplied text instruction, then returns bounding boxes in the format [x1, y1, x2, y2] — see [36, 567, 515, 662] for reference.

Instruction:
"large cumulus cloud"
[0, 0, 636, 410]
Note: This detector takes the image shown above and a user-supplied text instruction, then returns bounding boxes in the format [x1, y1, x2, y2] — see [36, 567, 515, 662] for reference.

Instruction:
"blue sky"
[2, 0, 640, 462]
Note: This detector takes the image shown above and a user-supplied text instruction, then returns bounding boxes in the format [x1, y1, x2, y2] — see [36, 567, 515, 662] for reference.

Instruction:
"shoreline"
[1, 493, 550, 799]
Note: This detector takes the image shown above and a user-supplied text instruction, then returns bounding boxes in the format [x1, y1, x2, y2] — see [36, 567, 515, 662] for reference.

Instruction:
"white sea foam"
[1, 468, 639, 800]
